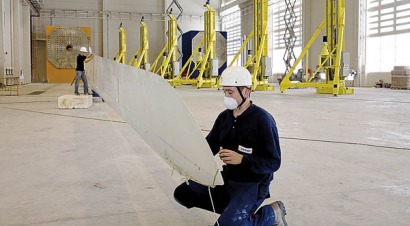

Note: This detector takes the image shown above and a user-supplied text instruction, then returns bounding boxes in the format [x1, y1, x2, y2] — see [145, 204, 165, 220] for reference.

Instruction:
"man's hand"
[85, 54, 94, 63]
[218, 149, 243, 165]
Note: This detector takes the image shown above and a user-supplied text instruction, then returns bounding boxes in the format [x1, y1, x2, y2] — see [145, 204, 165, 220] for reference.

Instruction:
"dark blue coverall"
[174, 103, 281, 226]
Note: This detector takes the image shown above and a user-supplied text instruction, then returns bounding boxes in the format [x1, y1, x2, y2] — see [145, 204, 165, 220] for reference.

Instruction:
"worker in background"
[174, 66, 287, 226]
[74, 46, 94, 95]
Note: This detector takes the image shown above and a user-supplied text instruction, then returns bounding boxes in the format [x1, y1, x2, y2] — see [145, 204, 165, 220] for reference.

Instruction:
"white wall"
[102, 0, 165, 62]
[0, 0, 31, 84]
[165, 0, 222, 33]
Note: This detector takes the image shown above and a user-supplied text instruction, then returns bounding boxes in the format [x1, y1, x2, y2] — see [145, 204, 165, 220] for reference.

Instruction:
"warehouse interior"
[1, 0, 410, 225]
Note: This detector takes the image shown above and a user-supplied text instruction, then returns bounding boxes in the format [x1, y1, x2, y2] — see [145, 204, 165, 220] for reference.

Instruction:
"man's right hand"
[218, 149, 243, 165]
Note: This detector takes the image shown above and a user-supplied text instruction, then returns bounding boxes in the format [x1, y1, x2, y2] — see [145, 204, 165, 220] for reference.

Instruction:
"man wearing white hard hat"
[174, 66, 287, 225]
[74, 47, 94, 95]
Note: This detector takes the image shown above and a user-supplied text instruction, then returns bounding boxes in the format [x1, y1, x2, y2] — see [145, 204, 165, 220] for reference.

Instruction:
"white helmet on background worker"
[80, 47, 88, 53]
[220, 66, 252, 87]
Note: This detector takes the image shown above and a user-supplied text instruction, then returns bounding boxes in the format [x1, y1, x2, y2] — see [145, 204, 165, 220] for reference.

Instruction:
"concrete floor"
[0, 84, 409, 226]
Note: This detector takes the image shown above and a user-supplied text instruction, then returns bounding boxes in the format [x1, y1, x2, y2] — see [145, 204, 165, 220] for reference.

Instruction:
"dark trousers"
[75, 71, 89, 94]
[174, 180, 229, 214]
[174, 180, 274, 226]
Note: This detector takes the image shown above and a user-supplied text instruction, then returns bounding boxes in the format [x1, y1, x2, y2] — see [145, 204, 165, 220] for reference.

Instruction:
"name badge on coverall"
[238, 145, 253, 154]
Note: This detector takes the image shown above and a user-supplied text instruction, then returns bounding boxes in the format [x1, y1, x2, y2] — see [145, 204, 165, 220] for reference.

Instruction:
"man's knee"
[174, 183, 195, 209]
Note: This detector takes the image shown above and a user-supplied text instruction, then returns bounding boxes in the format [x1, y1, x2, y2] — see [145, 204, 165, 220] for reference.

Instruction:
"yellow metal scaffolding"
[129, 17, 150, 70]
[113, 23, 126, 64]
[172, 1, 218, 88]
[229, 0, 273, 91]
[279, 0, 353, 95]
[150, 12, 179, 81]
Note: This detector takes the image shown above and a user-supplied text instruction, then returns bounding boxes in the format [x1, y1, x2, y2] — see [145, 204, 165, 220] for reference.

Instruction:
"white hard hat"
[80, 47, 88, 53]
[220, 66, 252, 87]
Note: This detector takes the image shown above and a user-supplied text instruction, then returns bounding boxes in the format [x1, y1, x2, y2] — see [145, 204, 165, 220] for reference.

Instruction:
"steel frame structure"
[172, 1, 218, 89]
[129, 17, 150, 70]
[149, 11, 179, 80]
[280, 0, 354, 95]
[113, 23, 126, 64]
[228, 0, 273, 91]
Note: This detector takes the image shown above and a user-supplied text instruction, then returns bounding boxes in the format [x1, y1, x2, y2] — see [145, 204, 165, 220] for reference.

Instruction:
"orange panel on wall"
[46, 26, 91, 83]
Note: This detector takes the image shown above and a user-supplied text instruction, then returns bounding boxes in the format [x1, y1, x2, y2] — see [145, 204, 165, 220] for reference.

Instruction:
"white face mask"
[224, 96, 238, 110]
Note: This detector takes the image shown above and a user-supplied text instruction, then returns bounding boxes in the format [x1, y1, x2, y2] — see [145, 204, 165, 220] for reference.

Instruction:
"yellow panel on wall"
[46, 26, 91, 83]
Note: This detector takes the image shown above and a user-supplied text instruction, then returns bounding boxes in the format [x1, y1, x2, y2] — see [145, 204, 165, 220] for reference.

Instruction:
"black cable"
[280, 136, 410, 151]
[275, 94, 410, 104]
[0, 106, 126, 124]
[0, 100, 54, 105]
[201, 128, 409, 151]
[2, 102, 408, 150]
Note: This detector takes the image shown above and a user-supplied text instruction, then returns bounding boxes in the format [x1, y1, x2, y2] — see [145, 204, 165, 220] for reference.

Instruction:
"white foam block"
[58, 95, 93, 109]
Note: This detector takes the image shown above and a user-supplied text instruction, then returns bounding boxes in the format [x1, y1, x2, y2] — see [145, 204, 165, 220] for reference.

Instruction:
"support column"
[12, 0, 21, 77]
[0, 0, 5, 80]
[3, 0, 12, 71]
[102, 0, 109, 58]
[22, 3, 32, 83]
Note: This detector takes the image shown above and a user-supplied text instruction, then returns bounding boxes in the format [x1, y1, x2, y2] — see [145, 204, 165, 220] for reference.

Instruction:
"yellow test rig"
[228, 0, 273, 91]
[129, 17, 150, 70]
[113, 23, 126, 64]
[150, 10, 179, 81]
[172, 0, 218, 88]
[279, 0, 353, 95]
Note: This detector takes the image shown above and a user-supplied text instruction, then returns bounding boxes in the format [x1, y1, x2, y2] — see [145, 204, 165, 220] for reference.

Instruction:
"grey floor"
[0, 84, 409, 226]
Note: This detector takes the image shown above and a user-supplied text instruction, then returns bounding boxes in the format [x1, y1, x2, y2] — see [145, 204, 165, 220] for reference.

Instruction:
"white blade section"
[85, 56, 223, 187]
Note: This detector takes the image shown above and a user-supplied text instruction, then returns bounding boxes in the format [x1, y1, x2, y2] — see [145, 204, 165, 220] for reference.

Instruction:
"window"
[221, 0, 303, 74]
[269, 0, 303, 75]
[222, 0, 238, 7]
[366, 0, 410, 72]
[221, 6, 242, 62]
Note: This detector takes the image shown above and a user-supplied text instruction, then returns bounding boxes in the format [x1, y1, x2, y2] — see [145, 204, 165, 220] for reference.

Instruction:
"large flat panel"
[85, 56, 223, 187]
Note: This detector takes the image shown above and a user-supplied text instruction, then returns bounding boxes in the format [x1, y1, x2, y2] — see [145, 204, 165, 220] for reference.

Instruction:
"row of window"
[221, 0, 302, 74]
[366, 0, 410, 72]
[221, 0, 410, 73]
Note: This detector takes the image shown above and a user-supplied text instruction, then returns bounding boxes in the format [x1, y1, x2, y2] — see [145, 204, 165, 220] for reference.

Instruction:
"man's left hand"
[218, 149, 243, 165]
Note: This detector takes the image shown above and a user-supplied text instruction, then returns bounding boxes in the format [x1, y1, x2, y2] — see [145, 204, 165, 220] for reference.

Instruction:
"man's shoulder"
[251, 104, 276, 123]
[250, 104, 270, 115]
[217, 109, 231, 118]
